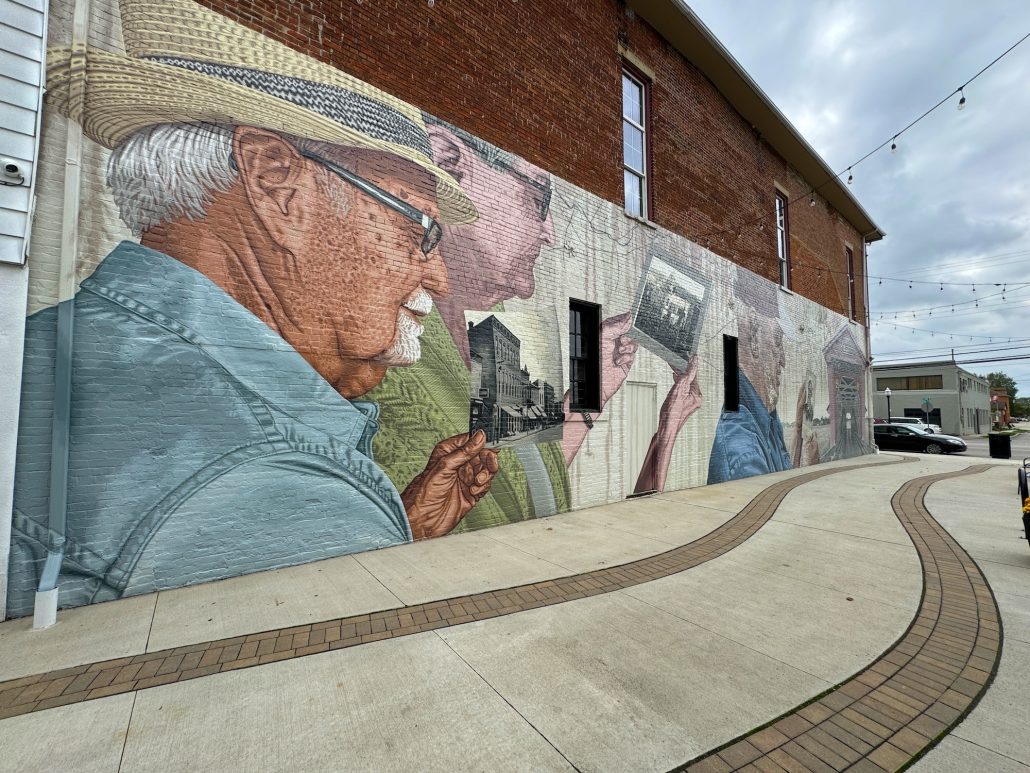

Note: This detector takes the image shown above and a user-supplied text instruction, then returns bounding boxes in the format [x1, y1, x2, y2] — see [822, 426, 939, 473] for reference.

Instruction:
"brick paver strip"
[0, 458, 905, 719]
[677, 464, 1001, 773]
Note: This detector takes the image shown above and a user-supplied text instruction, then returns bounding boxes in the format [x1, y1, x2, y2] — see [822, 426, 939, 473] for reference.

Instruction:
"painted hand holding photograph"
[629, 253, 712, 370]
[466, 310, 564, 449]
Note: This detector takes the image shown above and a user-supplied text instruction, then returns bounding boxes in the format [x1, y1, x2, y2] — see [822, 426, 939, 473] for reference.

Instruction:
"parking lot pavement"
[954, 426, 1030, 460]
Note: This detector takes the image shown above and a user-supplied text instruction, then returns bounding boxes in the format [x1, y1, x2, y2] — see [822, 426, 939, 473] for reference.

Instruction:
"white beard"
[371, 288, 432, 366]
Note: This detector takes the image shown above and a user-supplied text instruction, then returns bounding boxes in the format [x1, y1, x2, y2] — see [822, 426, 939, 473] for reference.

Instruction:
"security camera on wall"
[1, 158, 26, 186]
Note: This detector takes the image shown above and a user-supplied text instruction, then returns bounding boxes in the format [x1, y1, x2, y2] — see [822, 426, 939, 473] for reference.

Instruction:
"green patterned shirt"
[367, 309, 570, 530]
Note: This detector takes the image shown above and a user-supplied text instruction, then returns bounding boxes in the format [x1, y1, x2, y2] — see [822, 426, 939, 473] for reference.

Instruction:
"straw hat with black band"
[45, 0, 477, 224]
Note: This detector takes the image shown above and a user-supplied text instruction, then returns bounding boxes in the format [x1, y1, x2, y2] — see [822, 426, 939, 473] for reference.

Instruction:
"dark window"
[622, 64, 651, 219]
[723, 335, 739, 412]
[846, 246, 856, 321]
[875, 375, 944, 391]
[569, 300, 601, 411]
[775, 191, 790, 288]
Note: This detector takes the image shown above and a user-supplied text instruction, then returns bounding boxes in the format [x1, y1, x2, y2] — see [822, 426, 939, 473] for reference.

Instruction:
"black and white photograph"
[629, 253, 712, 370]
[466, 310, 565, 449]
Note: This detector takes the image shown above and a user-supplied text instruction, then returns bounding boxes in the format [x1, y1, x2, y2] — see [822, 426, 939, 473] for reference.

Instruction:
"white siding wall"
[0, 0, 45, 264]
[0, 0, 46, 617]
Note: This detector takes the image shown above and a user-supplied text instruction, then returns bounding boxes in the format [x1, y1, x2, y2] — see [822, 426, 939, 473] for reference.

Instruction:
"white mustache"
[403, 288, 433, 316]
[370, 289, 432, 367]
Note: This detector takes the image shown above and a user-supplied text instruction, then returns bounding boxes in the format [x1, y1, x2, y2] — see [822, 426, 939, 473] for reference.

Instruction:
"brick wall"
[6, 0, 876, 618]
[193, 0, 867, 321]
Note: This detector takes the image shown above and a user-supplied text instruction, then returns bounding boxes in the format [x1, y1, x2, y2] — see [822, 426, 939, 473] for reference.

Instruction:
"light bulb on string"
[847, 168, 853, 185]
[909, 281, 913, 289]
[958, 87, 966, 110]
[939, 283, 944, 292]
[809, 194, 816, 207]
[878, 278, 882, 285]
[891, 137, 898, 154]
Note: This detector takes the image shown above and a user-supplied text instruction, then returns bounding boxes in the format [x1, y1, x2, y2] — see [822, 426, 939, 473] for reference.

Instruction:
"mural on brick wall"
[6, 0, 872, 617]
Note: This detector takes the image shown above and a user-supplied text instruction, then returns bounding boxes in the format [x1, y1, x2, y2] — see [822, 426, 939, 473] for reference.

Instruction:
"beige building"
[872, 361, 991, 436]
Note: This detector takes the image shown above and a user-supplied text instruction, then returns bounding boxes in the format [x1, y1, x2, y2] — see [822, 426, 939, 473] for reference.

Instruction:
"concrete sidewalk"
[0, 452, 1025, 772]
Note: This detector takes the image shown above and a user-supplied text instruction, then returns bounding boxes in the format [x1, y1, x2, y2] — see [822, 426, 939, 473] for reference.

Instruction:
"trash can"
[988, 433, 1012, 459]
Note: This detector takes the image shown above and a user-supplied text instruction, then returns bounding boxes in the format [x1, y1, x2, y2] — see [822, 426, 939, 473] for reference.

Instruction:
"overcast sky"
[688, 0, 1030, 394]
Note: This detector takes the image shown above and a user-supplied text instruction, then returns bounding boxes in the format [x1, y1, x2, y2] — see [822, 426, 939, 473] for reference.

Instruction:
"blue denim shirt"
[8, 242, 411, 617]
[707, 369, 793, 484]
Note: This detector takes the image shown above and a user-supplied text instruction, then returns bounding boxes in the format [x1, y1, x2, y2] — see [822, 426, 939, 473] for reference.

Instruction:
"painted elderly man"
[7, 0, 496, 616]
[707, 267, 818, 483]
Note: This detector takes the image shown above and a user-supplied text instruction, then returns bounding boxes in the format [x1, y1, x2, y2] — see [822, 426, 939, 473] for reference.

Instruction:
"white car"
[889, 416, 942, 435]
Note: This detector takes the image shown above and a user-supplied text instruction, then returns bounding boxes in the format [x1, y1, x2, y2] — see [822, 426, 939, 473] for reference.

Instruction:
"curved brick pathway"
[0, 458, 904, 719]
[678, 464, 1001, 773]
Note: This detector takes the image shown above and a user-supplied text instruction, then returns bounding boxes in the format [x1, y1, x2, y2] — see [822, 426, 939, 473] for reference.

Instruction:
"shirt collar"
[81, 241, 370, 448]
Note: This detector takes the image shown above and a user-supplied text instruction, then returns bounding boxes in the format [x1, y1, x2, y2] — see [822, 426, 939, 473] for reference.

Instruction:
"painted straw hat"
[45, 0, 477, 224]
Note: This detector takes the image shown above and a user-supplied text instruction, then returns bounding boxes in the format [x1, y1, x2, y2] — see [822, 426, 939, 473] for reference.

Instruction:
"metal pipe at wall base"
[33, 297, 74, 630]
[33, 547, 63, 630]
[33, 588, 58, 630]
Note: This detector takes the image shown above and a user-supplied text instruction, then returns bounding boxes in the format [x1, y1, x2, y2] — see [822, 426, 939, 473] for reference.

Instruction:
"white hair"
[107, 123, 349, 236]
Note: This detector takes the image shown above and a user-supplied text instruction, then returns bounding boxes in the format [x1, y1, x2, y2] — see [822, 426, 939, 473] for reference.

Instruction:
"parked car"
[889, 416, 942, 435]
[874, 424, 967, 454]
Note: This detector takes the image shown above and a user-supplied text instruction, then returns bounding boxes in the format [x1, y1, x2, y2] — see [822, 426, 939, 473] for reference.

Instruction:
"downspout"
[34, 0, 90, 630]
[861, 237, 875, 450]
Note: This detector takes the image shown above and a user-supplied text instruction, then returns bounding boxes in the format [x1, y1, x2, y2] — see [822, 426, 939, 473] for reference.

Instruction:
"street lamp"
[884, 387, 892, 422]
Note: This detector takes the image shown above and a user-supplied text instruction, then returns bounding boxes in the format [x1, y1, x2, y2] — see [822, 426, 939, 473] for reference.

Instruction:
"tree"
[983, 371, 1018, 403]
[1013, 397, 1030, 420]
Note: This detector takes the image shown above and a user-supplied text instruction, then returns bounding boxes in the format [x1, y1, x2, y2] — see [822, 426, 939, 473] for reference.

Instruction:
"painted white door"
[623, 381, 658, 497]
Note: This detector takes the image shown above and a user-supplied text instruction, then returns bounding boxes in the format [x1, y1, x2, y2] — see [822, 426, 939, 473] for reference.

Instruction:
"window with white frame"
[622, 69, 648, 219]
[775, 191, 790, 288]
[846, 245, 856, 320]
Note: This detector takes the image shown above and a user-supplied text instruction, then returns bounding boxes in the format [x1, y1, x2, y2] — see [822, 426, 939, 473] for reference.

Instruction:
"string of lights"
[688, 31, 1030, 245]
[711, 237, 1027, 302]
[872, 319, 1023, 342]
[875, 285, 1030, 317]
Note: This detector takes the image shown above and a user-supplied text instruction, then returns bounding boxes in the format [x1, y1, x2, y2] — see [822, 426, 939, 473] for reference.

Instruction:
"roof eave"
[627, 0, 885, 242]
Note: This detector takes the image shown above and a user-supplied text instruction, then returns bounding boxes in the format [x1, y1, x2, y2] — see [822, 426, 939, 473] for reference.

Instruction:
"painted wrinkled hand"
[600, 312, 639, 408]
[402, 430, 499, 540]
[660, 355, 703, 434]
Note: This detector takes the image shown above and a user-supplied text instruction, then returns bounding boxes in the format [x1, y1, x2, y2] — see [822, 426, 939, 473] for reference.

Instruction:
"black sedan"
[873, 424, 967, 455]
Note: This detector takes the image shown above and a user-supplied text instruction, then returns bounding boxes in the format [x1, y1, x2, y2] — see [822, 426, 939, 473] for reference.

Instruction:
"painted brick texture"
[7, 0, 877, 617]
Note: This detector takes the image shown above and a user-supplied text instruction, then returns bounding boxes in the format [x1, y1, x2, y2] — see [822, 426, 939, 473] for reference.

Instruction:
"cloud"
[688, 0, 1030, 384]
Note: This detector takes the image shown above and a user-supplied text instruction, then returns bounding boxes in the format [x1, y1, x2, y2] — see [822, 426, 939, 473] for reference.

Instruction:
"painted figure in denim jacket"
[8, 0, 499, 615]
